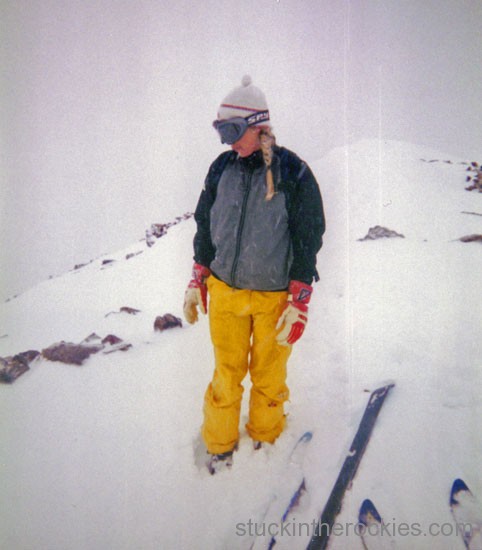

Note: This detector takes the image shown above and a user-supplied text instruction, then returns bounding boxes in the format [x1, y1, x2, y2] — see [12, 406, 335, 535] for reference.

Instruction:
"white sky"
[1, 0, 482, 300]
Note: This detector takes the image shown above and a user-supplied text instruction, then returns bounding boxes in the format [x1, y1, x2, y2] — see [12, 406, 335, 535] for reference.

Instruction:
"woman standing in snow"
[183, 76, 325, 474]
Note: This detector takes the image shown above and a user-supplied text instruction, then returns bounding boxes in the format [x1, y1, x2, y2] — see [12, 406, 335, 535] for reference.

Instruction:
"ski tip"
[301, 431, 313, 442]
[367, 382, 395, 406]
[359, 499, 382, 526]
[374, 380, 396, 392]
[450, 478, 470, 505]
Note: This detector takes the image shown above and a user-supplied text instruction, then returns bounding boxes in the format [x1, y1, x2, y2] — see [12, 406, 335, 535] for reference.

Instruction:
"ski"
[249, 431, 313, 550]
[307, 383, 395, 550]
[450, 479, 482, 549]
[358, 499, 396, 549]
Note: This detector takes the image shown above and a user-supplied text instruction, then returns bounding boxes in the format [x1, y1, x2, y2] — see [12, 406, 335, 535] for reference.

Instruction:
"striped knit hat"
[216, 75, 271, 127]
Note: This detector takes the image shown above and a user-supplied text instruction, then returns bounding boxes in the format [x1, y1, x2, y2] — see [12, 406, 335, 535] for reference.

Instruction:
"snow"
[1, 139, 481, 549]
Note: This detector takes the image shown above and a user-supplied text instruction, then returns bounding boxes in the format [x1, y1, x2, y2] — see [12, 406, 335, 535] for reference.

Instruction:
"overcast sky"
[2, 0, 482, 300]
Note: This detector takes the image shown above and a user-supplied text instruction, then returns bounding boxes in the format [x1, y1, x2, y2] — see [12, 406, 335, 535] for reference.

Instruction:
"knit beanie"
[216, 75, 271, 127]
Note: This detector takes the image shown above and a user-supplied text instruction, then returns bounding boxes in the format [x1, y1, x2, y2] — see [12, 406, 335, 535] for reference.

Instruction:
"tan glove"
[276, 280, 312, 345]
[183, 263, 211, 324]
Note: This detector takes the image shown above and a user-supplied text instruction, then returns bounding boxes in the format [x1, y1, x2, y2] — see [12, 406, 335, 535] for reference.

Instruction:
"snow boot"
[253, 440, 263, 451]
[207, 450, 234, 475]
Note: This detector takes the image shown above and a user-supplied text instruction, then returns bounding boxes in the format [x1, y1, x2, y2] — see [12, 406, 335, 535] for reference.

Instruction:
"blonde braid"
[259, 128, 276, 201]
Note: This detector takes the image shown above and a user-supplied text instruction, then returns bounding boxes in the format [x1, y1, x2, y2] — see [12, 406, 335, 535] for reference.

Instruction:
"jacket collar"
[238, 149, 264, 170]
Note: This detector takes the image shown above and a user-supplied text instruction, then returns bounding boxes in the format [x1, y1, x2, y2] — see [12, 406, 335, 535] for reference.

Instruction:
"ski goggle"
[213, 110, 269, 144]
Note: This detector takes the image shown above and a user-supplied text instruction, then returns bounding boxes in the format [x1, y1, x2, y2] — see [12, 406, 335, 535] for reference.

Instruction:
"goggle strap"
[245, 110, 270, 126]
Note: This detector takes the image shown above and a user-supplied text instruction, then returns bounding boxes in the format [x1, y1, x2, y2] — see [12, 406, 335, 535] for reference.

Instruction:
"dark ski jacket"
[193, 146, 325, 291]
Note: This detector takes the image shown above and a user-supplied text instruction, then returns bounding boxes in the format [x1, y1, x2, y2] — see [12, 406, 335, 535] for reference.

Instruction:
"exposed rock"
[154, 314, 183, 332]
[0, 350, 40, 384]
[81, 333, 102, 344]
[459, 234, 482, 243]
[42, 331, 134, 365]
[146, 223, 169, 246]
[82, 332, 132, 351]
[2, 333, 133, 379]
[17, 350, 40, 363]
[420, 158, 481, 192]
[105, 306, 141, 317]
[120, 306, 141, 315]
[461, 211, 482, 217]
[126, 251, 143, 260]
[102, 334, 132, 353]
[102, 334, 123, 345]
[1, 357, 28, 383]
[358, 226, 405, 241]
[145, 213, 194, 247]
[42, 341, 103, 366]
[464, 162, 482, 192]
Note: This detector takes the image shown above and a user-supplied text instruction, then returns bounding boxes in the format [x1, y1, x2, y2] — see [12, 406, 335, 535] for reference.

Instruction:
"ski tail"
[358, 499, 397, 550]
[359, 499, 382, 526]
[450, 478, 482, 550]
[451, 478, 470, 506]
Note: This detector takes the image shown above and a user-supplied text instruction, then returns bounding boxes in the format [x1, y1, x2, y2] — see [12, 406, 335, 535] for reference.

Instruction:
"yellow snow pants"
[202, 276, 292, 454]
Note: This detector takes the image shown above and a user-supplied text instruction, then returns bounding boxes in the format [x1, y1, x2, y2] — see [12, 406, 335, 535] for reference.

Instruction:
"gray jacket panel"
[209, 158, 292, 290]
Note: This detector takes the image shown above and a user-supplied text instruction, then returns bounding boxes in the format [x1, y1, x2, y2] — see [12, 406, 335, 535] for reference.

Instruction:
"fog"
[2, 0, 481, 300]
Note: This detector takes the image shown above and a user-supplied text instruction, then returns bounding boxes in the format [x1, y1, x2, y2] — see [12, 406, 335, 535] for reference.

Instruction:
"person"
[183, 75, 325, 474]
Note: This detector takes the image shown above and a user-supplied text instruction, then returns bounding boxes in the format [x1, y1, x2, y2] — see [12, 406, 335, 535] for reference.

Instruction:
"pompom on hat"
[216, 75, 271, 127]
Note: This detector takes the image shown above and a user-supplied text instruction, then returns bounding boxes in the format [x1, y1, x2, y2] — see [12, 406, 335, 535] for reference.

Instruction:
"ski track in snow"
[1, 140, 481, 550]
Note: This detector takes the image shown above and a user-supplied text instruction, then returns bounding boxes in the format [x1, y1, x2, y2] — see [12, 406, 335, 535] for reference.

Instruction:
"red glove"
[276, 280, 313, 345]
[183, 263, 211, 324]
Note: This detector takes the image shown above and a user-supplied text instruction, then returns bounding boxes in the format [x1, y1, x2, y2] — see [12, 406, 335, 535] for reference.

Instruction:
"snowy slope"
[1, 140, 481, 550]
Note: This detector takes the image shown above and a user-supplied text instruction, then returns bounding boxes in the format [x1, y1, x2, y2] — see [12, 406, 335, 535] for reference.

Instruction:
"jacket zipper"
[230, 169, 253, 287]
